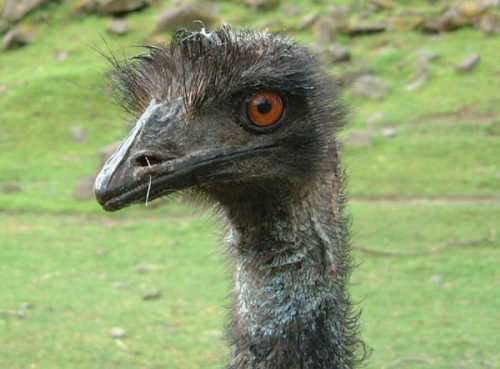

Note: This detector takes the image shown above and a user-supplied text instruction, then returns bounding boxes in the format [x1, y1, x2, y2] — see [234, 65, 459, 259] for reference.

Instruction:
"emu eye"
[247, 91, 284, 127]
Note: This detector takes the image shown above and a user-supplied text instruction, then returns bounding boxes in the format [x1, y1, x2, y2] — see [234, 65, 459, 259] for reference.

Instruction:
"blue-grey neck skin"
[219, 167, 361, 369]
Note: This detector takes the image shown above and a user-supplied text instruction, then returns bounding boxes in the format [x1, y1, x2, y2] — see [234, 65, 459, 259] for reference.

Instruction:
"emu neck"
[222, 176, 358, 369]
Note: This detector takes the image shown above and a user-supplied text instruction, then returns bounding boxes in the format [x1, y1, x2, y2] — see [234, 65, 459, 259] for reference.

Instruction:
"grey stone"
[368, 0, 395, 11]
[135, 264, 157, 273]
[110, 327, 127, 339]
[0, 20, 10, 36]
[142, 289, 162, 301]
[2, 0, 51, 23]
[243, 0, 280, 11]
[154, 3, 218, 34]
[297, 12, 319, 31]
[107, 18, 129, 36]
[324, 43, 351, 63]
[417, 49, 440, 64]
[456, 53, 481, 72]
[366, 111, 384, 129]
[406, 64, 430, 91]
[73, 174, 95, 201]
[313, 6, 350, 43]
[381, 127, 398, 138]
[347, 20, 387, 36]
[69, 126, 86, 142]
[54, 49, 69, 62]
[97, 0, 148, 15]
[422, 6, 470, 32]
[73, 141, 122, 201]
[430, 274, 443, 285]
[282, 4, 302, 17]
[2, 28, 31, 50]
[479, 13, 500, 34]
[1, 181, 22, 193]
[351, 75, 388, 100]
[76, 0, 148, 15]
[100, 141, 121, 162]
[343, 130, 373, 148]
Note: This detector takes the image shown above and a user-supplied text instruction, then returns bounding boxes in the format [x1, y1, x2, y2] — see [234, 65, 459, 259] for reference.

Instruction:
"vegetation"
[0, 1, 498, 368]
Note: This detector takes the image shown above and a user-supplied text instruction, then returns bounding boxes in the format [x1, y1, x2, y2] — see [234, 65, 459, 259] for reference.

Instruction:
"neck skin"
[218, 172, 360, 369]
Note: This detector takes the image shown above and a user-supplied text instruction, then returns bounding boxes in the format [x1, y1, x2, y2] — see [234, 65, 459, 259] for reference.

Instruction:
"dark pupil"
[256, 98, 272, 114]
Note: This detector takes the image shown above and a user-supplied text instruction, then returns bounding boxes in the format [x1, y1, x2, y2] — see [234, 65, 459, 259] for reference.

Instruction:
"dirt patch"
[411, 99, 500, 126]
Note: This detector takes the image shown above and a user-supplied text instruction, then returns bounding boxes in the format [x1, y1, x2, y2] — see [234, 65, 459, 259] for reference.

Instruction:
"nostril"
[133, 154, 164, 168]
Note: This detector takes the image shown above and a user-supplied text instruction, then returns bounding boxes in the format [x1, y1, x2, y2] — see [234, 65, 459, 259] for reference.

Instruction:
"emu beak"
[94, 101, 277, 212]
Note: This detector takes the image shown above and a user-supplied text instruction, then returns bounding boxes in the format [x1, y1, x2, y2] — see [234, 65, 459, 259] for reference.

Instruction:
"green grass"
[1, 203, 498, 369]
[1, 0, 499, 368]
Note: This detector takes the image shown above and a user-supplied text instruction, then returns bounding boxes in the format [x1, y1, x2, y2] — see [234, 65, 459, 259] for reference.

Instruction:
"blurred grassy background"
[0, 1, 499, 369]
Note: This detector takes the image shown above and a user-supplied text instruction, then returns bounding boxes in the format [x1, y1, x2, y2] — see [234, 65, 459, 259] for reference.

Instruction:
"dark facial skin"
[94, 26, 363, 369]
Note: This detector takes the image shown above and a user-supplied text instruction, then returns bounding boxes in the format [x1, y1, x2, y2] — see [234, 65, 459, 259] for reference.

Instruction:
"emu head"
[95, 26, 343, 211]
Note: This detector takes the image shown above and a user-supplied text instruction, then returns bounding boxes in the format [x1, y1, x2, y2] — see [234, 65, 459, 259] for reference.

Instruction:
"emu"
[95, 26, 363, 369]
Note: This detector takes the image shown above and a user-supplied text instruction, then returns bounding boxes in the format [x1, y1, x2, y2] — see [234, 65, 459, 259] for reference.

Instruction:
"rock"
[69, 126, 86, 142]
[479, 12, 500, 34]
[1, 181, 22, 193]
[479, 0, 500, 9]
[97, 0, 148, 15]
[107, 18, 129, 36]
[406, 49, 439, 91]
[381, 127, 398, 138]
[313, 6, 350, 43]
[261, 19, 285, 33]
[2, 0, 51, 23]
[351, 75, 388, 100]
[422, 6, 471, 32]
[100, 141, 121, 162]
[142, 289, 162, 301]
[430, 274, 443, 285]
[0, 20, 10, 36]
[54, 49, 68, 62]
[282, 4, 301, 17]
[313, 17, 335, 44]
[297, 12, 319, 31]
[2, 27, 32, 50]
[73, 174, 96, 201]
[367, 111, 385, 128]
[135, 264, 157, 273]
[73, 141, 121, 201]
[456, 53, 481, 72]
[388, 14, 426, 31]
[243, 0, 280, 11]
[110, 327, 127, 339]
[76, 0, 149, 15]
[20, 302, 34, 310]
[347, 20, 387, 36]
[0, 309, 26, 319]
[324, 43, 351, 63]
[154, 3, 218, 34]
[368, 0, 395, 11]
[74, 0, 97, 13]
[417, 49, 440, 64]
[458, 2, 482, 18]
[343, 130, 373, 148]
[406, 67, 429, 91]
[112, 281, 127, 289]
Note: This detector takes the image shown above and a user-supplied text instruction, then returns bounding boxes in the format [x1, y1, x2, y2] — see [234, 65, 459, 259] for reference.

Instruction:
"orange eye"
[247, 91, 284, 127]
